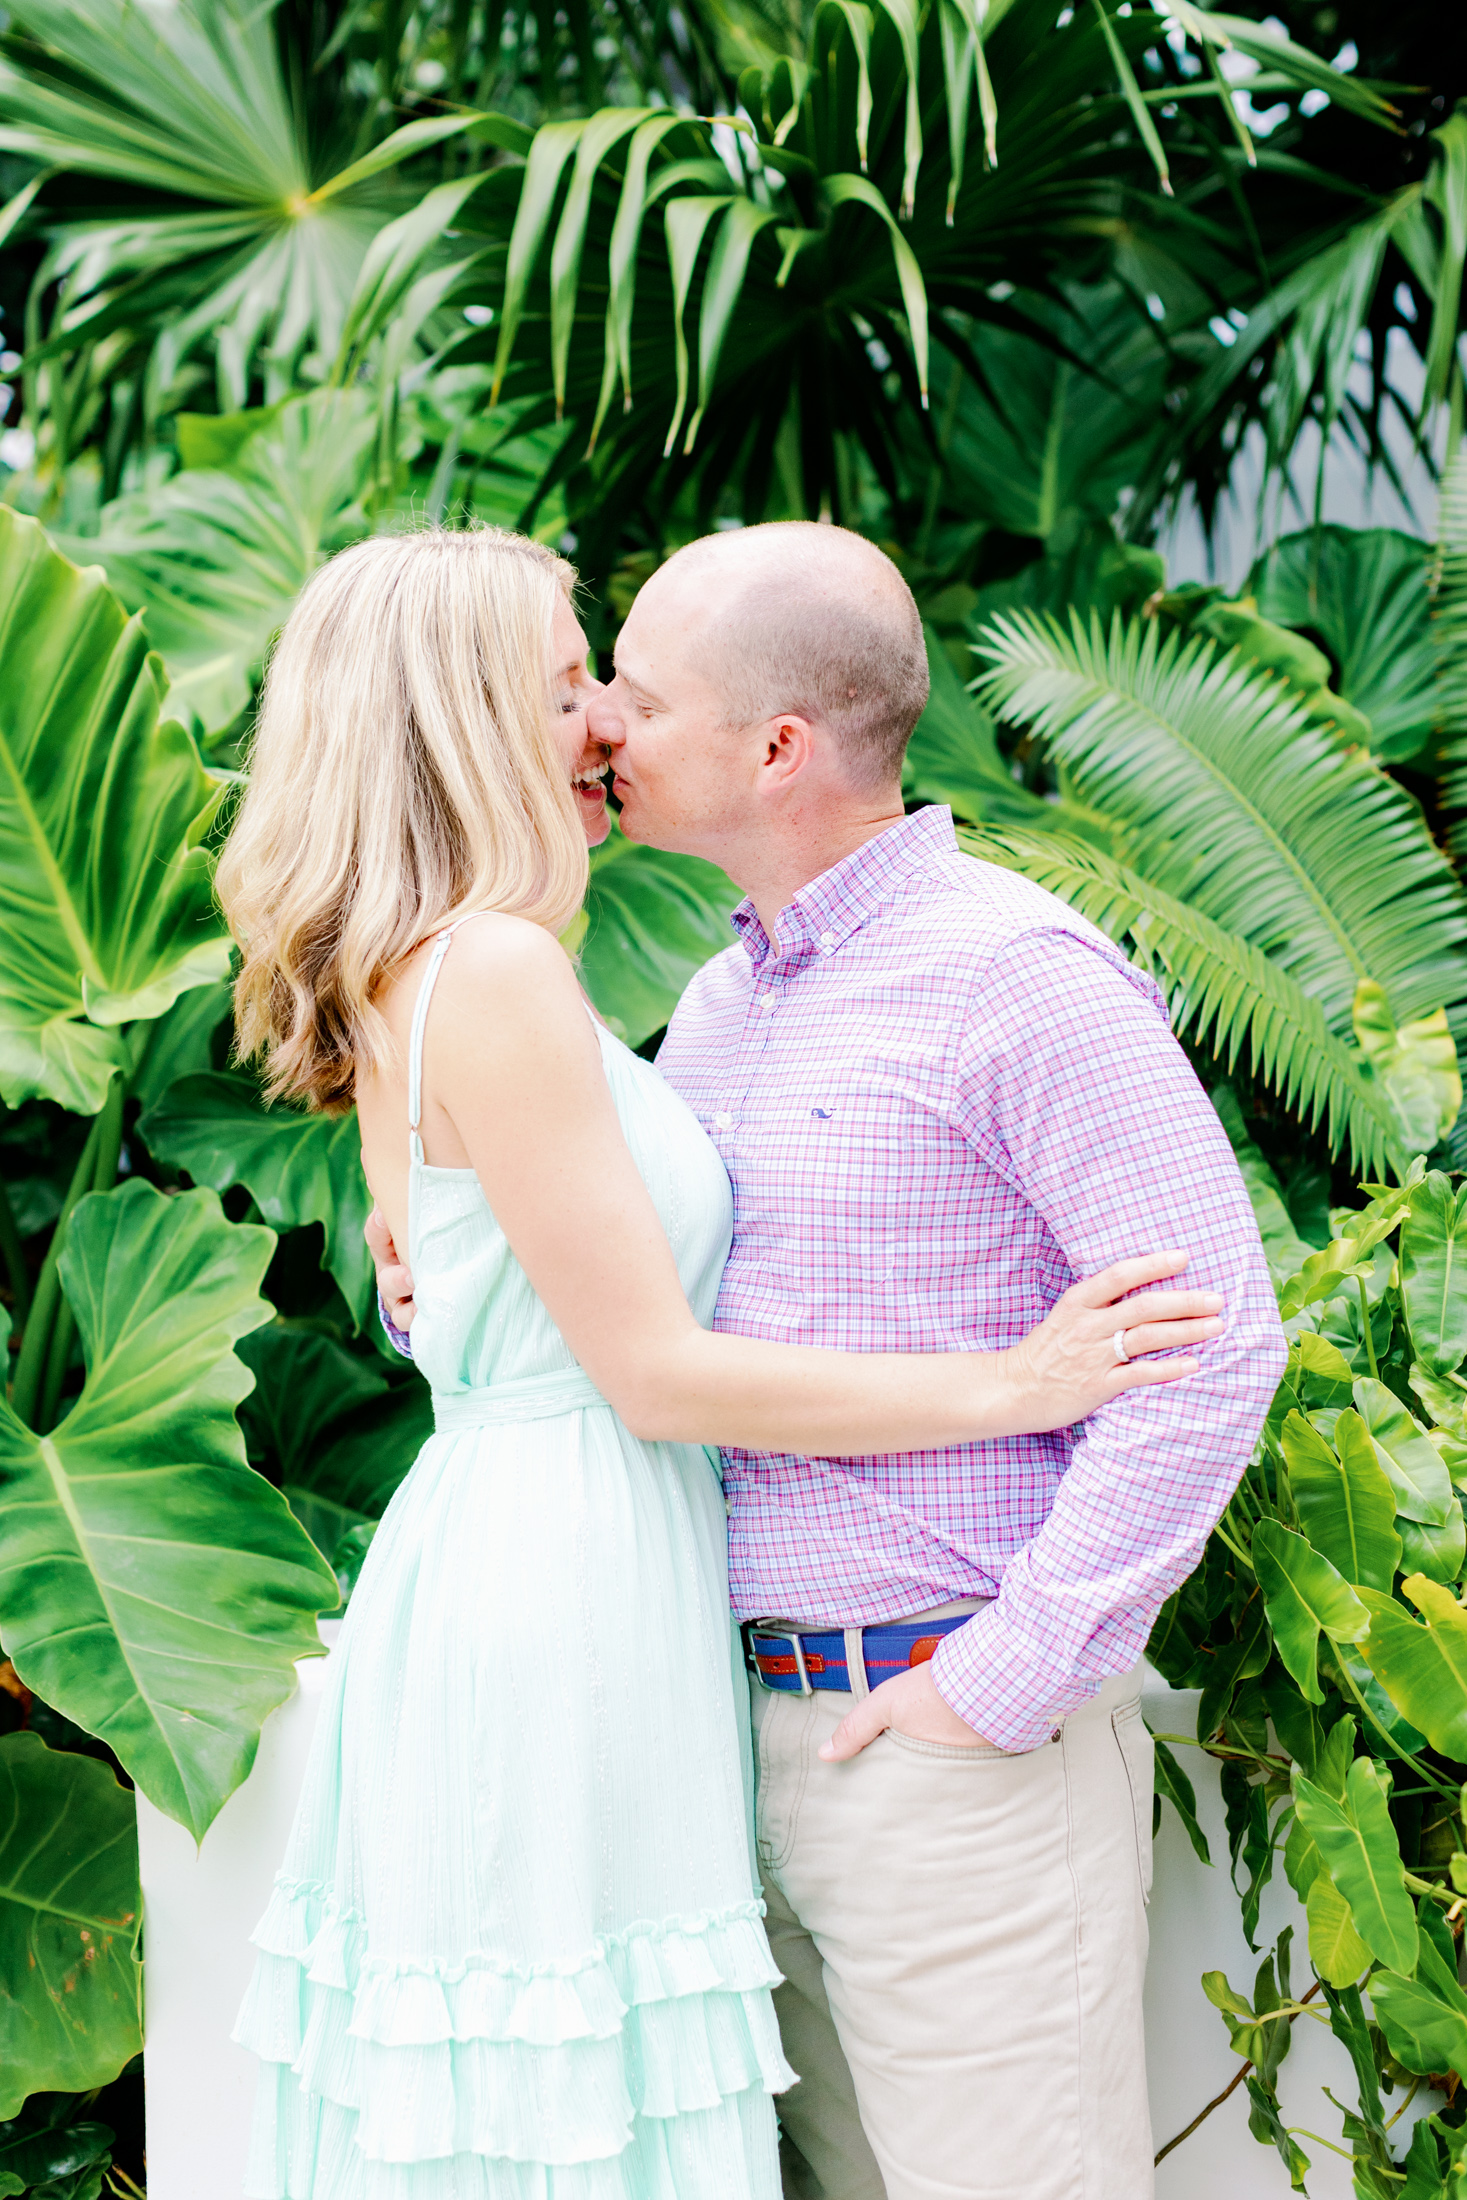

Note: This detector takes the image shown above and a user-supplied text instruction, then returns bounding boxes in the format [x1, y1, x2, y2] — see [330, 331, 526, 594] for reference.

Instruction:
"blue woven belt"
[433, 1369, 606, 1432]
[743, 1615, 970, 1695]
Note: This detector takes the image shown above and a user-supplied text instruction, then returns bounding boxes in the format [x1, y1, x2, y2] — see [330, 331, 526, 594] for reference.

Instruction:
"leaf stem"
[35, 1077, 125, 1434]
[1358, 1274, 1379, 1379]
[1154, 1981, 1323, 2164]
[1333, 1660, 1457, 1801]
[11, 1075, 120, 1429]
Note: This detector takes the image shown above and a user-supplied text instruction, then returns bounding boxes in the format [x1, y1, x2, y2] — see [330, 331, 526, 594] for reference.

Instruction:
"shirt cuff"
[928, 1606, 1086, 1755]
[378, 1291, 415, 1360]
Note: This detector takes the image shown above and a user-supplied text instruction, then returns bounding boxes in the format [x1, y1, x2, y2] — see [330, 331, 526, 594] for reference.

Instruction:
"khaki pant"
[751, 1622, 1154, 2200]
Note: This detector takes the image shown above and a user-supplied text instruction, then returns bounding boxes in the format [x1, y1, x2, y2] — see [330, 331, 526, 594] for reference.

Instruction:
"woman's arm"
[423, 919, 1223, 1452]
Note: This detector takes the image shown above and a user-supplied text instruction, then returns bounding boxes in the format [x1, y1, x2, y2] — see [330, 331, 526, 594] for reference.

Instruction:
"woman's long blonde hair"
[217, 526, 585, 1113]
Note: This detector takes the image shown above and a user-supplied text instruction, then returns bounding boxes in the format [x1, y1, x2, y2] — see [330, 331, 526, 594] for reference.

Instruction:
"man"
[372, 522, 1285, 2199]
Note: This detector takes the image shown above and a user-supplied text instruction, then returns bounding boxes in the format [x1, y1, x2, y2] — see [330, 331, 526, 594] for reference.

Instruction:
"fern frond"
[1433, 447, 1467, 860]
[958, 825, 1408, 1182]
[974, 609, 1467, 1038]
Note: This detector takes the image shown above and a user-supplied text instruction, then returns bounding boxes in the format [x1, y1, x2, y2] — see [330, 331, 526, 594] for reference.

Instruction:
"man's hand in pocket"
[819, 1663, 995, 1761]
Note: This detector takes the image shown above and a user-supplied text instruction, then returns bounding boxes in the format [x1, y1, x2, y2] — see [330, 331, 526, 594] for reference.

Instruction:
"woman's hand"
[998, 1253, 1222, 1434]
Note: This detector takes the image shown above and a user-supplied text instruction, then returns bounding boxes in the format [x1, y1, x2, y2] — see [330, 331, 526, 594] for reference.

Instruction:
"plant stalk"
[1154, 1981, 1323, 2163]
[1358, 1274, 1379, 1379]
[33, 1076, 125, 1435]
[11, 1074, 122, 1430]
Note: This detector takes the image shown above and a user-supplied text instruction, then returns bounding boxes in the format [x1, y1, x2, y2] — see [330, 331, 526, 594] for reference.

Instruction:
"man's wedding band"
[1113, 1329, 1132, 1363]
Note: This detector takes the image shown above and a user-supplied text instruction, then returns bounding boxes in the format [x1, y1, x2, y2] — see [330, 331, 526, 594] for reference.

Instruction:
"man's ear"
[756, 712, 819, 786]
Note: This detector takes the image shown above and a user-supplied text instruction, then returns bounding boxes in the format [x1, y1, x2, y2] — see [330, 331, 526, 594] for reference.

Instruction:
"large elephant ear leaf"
[0, 1733, 142, 2117]
[0, 505, 231, 1114]
[54, 390, 377, 738]
[238, 1326, 430, 1558]
[139, 1070, 378, 1341]
[579, 821, 742, 1045]
[0, 1179, 338, 1840]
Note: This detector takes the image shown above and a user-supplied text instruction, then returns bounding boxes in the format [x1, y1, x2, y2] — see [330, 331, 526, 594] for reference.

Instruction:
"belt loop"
[843, 1626, 870, 1700]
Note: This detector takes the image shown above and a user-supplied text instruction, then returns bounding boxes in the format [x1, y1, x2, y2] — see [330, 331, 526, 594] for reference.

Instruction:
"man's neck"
[737, 802, 908, 941]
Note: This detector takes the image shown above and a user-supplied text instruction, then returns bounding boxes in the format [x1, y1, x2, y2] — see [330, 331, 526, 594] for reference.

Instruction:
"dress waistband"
[432, 1369, 606, 1431]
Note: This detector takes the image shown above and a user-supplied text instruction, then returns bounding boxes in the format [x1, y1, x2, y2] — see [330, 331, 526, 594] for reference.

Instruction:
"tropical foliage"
[0, 0, 1465, 2186]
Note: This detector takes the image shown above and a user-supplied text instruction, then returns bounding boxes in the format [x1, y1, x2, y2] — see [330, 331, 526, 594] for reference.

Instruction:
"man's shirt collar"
[729, 806, 958, 969]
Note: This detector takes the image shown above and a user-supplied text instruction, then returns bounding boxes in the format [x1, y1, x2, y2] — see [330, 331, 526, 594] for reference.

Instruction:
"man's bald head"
[645, 522, 929, 790]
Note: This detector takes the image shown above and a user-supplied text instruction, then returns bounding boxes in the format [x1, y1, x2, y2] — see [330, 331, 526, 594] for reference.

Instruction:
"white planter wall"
[138, 1655, 1418, 2197]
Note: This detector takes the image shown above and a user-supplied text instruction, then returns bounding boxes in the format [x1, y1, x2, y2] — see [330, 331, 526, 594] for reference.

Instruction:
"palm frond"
[958, 824, 1408, 1182]
[973, 609, 1467, 1038]
[462, 0, 1399, 539]
[1434, 447, 1467, 860]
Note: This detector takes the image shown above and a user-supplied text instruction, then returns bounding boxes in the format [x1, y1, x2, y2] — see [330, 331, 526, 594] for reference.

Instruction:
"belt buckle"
[748, 1624, 814, 1696]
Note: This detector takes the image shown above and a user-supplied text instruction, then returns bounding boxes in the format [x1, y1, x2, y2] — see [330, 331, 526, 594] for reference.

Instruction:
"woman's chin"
[580, 802, 612, 847]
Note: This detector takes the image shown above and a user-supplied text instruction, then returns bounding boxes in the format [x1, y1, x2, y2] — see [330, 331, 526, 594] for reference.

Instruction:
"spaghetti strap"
[407, 911, 495, 1163]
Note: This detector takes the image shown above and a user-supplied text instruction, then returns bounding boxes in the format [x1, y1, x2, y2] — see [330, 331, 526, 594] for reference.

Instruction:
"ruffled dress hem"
[234, 1872, 797, 2198]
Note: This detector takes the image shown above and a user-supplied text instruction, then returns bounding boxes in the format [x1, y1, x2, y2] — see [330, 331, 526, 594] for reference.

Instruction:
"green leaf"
[1212, 1085, 1315, 1286]
[0, 505, 230, 1113]
[237, 1327, 430, 1546]
[1306, 1872, 1372, 1987]
[492, 117, 591, 402]
[1398, 1503, 1467, 1587]
[963, 826, 1406, 1180]
[138, 1071, 377, 1339]
[0, 1180, 337, 1838]
[579, 822, 742, 1047]
[127, 978, 232, 1117]
[1357, 1579, 1467, 1760]
[1291, 1756, 1416, 1974]
[1371, 1964, 1467, 2083]
[56, 391, 375, 735]
[0, 0, 443, 404]
[1249, 528, 1438, 765]
[823, 174, 929, 401]
[902, 629, 1054, 828]
[1352, 983, 1463, 1156]
[1355, 1377, 1455, 1526]
[973, 609, 1467, 1042]
[1402, 1172, 1467, 1381]
[1252, 1518, 1369, 1704]
[0, 1734, 141, 2118]
[1282, 1409, 1401, 1591]
[1154, 1734, 1211, 1865]
[1277, 1167, 1425, 1316]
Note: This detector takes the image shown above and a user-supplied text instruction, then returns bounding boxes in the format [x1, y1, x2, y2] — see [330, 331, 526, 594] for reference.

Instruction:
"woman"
[220, 526, 1221, 2200]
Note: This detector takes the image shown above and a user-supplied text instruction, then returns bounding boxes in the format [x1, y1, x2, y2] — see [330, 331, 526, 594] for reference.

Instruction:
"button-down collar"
[729, 806, 958, 969]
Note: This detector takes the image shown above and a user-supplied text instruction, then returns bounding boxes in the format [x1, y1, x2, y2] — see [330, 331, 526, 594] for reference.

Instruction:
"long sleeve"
[929, 927, 1286, 1752]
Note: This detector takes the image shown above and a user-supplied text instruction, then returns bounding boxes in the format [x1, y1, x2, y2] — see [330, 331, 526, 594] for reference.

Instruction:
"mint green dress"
[234, 917, 793, 2199]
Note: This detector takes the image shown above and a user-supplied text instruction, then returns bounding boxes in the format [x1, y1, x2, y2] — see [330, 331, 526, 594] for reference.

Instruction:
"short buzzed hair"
[659, 522, 929, 789]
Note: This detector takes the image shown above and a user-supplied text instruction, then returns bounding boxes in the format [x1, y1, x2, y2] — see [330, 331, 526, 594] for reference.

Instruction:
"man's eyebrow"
[615, 660, 663, 707]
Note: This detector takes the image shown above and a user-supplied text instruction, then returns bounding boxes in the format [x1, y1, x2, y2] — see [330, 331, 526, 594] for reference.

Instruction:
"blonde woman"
[220, 527, 1221, 2200]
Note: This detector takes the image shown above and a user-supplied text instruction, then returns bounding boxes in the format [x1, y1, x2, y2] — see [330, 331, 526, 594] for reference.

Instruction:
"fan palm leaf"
[959, 824, 1408, 1181]
[0, 0, 486, 424]
[973, 609, 1467, 1039]
[442, 0, 1397, 564]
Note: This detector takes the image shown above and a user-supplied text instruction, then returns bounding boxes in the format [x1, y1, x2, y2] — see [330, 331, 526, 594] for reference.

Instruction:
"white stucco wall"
[138, 1656, 1422, 2198]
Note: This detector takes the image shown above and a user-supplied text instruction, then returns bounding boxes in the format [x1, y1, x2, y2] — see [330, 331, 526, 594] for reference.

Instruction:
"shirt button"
[760, 996, 777, 1011]
[820, 930, 836, 948]
[713, 1111, 734, 1131]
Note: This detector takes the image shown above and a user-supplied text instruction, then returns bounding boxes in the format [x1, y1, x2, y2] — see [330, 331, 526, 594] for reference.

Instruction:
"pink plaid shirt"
[656, 806, 1285, 1750]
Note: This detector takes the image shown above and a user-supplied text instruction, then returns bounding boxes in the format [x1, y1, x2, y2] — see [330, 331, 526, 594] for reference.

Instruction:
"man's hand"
[818, 1661, 996, 1761]
[366, 1207, 417, 1331]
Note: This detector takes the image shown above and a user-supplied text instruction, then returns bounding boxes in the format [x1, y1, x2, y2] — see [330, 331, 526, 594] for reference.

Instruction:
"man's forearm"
[931, 927, 1287, 1752]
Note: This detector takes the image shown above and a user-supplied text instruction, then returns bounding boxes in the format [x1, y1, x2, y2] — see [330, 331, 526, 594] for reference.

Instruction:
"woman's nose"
[585, 690, 621, 745]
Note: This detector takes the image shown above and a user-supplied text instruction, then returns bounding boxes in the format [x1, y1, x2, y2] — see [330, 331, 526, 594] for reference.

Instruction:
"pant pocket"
[1111, 1700, 1155, 1904]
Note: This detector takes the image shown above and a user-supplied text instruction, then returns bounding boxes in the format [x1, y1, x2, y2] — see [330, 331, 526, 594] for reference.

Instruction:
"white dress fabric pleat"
[235, 921, 793, 2197]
